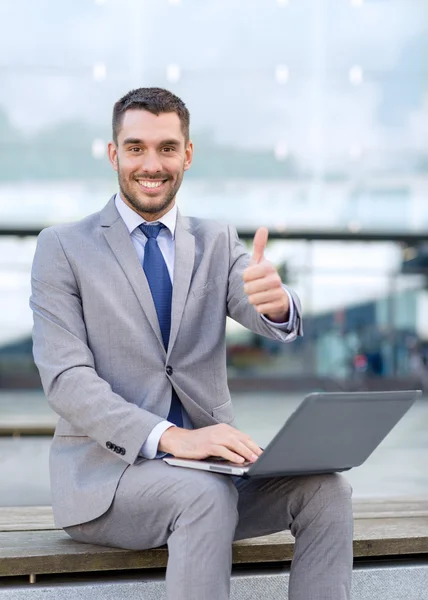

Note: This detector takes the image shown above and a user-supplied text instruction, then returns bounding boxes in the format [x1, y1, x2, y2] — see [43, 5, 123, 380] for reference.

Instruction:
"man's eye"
[130, 147, 141, 152]
[162, 147, 175, 152]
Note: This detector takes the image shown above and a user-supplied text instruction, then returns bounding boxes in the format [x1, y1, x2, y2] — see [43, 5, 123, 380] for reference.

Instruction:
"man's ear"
[184, 140, 194, 171]
[108, 141, 118, 172]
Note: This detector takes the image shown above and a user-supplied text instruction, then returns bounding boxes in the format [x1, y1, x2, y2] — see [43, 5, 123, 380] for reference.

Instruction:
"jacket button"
[114, 447, 121, 454]
[106, 441, 113, 449]
[120, 448, 126, 456]
[166, 366, 173, 376]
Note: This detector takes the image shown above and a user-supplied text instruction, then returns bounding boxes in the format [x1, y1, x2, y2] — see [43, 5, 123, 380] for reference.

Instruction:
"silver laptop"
[163, 390, 421, 477]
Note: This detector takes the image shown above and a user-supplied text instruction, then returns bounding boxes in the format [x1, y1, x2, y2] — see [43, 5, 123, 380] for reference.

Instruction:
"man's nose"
[141, 150, 163, 173]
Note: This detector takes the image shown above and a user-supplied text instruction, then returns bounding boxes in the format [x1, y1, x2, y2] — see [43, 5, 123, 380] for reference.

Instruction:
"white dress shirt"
[115, 193, 295, 458]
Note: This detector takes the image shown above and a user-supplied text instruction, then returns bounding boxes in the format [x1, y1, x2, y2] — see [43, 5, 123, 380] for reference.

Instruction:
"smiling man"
[113, 106, 191, 220]
[30, 87, 353, 600]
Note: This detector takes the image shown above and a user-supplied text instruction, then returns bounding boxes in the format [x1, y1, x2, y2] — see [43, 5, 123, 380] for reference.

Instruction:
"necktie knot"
[139, 223, 165, 240]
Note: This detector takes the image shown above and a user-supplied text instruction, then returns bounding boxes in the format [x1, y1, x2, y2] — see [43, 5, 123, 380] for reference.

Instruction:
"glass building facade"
[1, 0, 428, 390]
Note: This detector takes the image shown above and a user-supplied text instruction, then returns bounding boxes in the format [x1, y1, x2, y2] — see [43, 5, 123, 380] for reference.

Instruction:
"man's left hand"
[243, 227, 290, 323]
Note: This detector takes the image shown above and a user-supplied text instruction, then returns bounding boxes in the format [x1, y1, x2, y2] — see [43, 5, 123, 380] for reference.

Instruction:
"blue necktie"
[139, 223, 183, 428]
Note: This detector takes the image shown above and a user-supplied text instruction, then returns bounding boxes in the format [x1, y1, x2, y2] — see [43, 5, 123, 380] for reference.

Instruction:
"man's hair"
[112, 87, 190, 144]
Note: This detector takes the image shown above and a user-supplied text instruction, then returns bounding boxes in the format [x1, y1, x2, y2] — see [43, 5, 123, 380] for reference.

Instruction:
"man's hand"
[243, 227, 289, 323]
[159, 424, 263, 464]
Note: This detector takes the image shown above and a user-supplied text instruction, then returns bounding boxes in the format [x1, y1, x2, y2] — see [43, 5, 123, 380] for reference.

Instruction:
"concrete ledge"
[0, 562, 427, 600]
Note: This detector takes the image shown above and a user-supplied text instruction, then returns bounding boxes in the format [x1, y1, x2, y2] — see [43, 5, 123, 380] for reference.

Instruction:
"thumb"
[251, 227, 269, 264]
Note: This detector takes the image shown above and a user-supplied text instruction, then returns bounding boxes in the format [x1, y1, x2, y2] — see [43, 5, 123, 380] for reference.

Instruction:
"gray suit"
[30, 197, 352, 600]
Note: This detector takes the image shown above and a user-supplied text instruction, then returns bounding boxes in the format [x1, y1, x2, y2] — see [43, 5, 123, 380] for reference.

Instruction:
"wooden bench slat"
[0, 507, 56, 532]
[1, 500, 428, 578]
[0, 531, 169, 575]
[236, 517, 428, 559]
[0, 516, 428, 577]
[351, 498, 428, 519]
[0, 411, 58, 437]
[351, 497, 428, 510]
[353, 517, 428, 557]
[0, 416, 57, 426]
[2, 499, 428, 532]
[0, 427, 56, 437]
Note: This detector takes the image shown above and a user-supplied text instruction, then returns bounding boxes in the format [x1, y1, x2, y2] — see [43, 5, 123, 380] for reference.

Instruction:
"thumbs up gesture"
[243, 227, 290, 323]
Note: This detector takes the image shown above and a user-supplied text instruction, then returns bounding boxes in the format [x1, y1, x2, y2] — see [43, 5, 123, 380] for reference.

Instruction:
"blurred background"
[0, 0, 427, 504]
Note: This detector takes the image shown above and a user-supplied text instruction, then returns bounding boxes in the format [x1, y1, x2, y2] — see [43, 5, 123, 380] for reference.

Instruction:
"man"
[30, 87, 353, 600]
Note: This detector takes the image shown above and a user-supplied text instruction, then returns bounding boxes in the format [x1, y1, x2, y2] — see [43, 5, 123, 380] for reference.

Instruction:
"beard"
[117, 159, 184, 217]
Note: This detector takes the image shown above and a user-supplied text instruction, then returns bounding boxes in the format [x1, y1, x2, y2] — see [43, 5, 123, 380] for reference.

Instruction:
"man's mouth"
[138, 179, 164, 188]
[137, 179, 166, 190]
[136, 179, 167, 191]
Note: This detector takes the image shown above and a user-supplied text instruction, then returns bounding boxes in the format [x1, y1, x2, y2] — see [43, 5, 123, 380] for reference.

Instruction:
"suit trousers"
[65, 460, 353, 600]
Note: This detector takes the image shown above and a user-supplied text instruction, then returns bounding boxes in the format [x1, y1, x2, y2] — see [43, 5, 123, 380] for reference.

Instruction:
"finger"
[248, 289, 283, 307]
[239, 437, 263, 457]
[212, 439, 253, 463]
[211, 445, 246, 464]
[233, 440, 259, 463]
[243, 262, 276, 282]
[253, 301, 285, 314]
[219, 425, 262, 458]
[223, 435, 261, 462]
[251, 227, 269, 264]
[244, 274, 282, 295]
[211, 426, 262, 461]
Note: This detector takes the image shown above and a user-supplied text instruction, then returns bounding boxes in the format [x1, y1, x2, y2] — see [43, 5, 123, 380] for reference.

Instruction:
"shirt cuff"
[139, 421, 176, 459]
[261, 288, 295, 331]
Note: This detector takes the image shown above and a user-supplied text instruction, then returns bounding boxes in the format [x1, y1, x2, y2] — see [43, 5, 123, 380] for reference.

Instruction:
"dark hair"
[112, 87, 190, 144]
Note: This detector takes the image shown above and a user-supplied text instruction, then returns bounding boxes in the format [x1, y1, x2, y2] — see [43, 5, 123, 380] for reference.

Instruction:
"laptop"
[163, 390, 421, 477]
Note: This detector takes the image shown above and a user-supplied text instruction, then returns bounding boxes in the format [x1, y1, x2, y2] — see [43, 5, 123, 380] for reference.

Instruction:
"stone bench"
[0, 499, 428, 600]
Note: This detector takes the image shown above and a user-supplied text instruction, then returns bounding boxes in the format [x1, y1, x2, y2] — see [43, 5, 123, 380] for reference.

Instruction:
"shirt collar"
[115, 193, 177, 239]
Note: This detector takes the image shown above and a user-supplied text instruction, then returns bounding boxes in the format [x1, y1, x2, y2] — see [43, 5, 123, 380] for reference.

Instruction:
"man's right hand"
[158, 424, 263, 464]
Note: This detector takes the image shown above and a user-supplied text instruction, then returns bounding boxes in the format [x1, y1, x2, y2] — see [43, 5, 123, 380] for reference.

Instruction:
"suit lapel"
[168, 212, 195, 355]
[100, 197, 165, 350]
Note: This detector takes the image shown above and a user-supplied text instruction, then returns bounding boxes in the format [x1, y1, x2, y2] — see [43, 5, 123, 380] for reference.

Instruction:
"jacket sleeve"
[226, 225, 303, 342]
[30, 227, 165, 465]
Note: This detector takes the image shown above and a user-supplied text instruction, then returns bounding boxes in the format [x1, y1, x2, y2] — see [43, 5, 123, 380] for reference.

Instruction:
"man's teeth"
[139, 180, 164, 189]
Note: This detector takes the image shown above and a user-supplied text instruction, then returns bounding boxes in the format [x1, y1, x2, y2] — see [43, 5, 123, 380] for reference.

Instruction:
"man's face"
[108, 109, 193, 221]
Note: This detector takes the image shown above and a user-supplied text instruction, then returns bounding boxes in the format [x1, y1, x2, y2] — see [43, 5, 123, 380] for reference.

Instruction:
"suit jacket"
[30, 196, 303, 528]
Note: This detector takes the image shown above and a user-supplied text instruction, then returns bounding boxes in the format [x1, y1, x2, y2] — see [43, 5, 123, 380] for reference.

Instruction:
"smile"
[137, 180, 166, 190]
